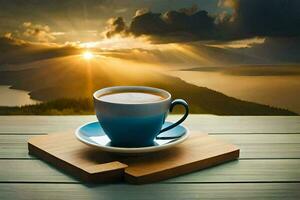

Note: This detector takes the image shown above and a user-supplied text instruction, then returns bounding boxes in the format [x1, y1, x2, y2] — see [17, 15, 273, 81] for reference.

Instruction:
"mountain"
[0, 56, 295, 115]
[0, 37, 79, 69]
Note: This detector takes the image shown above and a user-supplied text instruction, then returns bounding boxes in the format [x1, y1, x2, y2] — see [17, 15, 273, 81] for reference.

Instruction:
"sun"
[82, 51, 94, 60]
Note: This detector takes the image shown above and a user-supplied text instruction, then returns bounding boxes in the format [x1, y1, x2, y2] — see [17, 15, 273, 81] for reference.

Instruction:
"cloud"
[217, 0, 300, 39]
[178, 4, 199, 15]
[2, 32, 27, 45]
[129, 5, 215, 39]
[218, 0, 238, 9]
[51, 32, 66, 36]
[115, 8, 128, 14]
[104, 0, 300, 43]
[104, 17, 128, 38]
[3, 22, 61, 44]
[130, 12, 168, 35]
[0, 34, 80, 67]
[3, 32, 13, 40]
[22, 22, 56, 42]
[207, 37, 265, 49]
[104, 5, 215, 42]
[134, 8, 149, 17]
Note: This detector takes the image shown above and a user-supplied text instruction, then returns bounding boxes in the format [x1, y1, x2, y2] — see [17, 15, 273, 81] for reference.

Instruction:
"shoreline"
[167, 70, 300, 114]
[0, 85, 41, 107]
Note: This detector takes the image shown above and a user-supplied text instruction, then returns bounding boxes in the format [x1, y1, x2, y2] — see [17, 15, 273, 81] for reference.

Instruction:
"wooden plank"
[214, 134, 300, 144]
[0, 159, 299, 183]
[28, 132, 239, 184]
[213, 134, 300, 159]
[0, 115, 299, 134]
[168, 159, 300, 183]
[0, 116, 96, 134]
[0, 183, 299, 200]
[3, 143, 300, 159]
[236, 144, 300, 159]
[0, 135, 34, 159]
[1, 134, 300, 159]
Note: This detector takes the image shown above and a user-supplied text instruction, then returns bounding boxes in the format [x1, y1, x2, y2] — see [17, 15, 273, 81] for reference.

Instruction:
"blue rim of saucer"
[75, 121, 189, 154]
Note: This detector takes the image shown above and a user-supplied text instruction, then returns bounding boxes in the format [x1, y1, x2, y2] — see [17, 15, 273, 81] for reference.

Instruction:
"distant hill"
[0, 57, 296, 115]
[0, 97, 296, 115]
[0, 99, 93, 115]
[0, 37, 79, 68]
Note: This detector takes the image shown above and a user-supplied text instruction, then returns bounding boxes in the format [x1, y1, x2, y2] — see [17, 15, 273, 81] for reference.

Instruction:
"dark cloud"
[106, 5, 215, 41]
[162, 9, 214, 34]
[235, 0, 300, 37]
[105, 0, 300, 43]
[0, 35, 26, 53]
[104, 17, 128, 38]
[217, 0, 300, 40]
[237, 37, 300, 63]
[178, 4, 199, 15]
[130, 7, 215, 40]
[130, 12, 169, 35]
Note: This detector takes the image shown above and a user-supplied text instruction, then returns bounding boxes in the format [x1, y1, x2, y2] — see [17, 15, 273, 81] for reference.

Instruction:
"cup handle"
[157, 99, 189, 137]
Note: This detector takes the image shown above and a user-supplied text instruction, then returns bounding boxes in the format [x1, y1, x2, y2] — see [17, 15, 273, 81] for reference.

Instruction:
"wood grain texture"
[1, 115, 300, 200]
[0, 183, 299, 200]
[28, 133, 127, 182]
[0, 159, 299, 183]
[1, 134, 300, 159]
[28, 132, 239, 184]
[1, 115, 299, 134]
[122, 134, 239, 184]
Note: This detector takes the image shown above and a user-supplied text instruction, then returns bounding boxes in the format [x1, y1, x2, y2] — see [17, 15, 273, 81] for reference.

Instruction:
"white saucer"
[75, 121, 189, 154]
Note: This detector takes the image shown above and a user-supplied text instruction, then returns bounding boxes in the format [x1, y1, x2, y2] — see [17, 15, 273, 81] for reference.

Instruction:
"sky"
[0, 0, 298, 46]
[0, 0, 221, 43]
[1, 0, 300, 66]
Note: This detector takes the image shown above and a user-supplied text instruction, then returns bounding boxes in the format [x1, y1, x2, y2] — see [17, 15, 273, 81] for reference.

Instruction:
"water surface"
[169, 70, 300, 114]
[0, 85, 40, 106]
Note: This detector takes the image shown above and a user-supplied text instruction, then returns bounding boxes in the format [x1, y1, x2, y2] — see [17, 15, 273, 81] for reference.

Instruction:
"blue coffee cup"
[93, 86, 189, 147]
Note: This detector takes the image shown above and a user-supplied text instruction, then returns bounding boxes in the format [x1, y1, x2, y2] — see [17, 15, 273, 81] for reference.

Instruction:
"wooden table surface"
[0, 115, 299, 200]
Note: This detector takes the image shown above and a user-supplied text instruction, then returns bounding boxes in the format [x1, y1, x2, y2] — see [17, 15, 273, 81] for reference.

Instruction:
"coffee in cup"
[93, 86, 189, 147]
[98, 92, 165, 104]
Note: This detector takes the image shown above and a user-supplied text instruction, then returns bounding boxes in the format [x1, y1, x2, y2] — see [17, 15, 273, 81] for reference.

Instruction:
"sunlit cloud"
[218, 0, 238, 10]
[115, 8, 128, 14]
[3, 32, 14, 40]
[207, 37, 266, 49]
[22, 22, 56, 42]
[52, 32, 66, 36]
[134, 8, 149, 17]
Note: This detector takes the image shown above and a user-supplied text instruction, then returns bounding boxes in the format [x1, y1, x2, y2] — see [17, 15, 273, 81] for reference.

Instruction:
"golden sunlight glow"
[76, 35, 221, 68]
[207, 37, 266, 49]
[82, 51, 94, 60]
[79, 35, 170, 51]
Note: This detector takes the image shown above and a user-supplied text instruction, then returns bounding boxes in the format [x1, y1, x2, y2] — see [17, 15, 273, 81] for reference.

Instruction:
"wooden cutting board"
[28, 131, 239, 184]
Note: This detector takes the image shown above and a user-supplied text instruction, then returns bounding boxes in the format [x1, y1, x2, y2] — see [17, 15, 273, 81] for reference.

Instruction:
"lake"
[169, 70, 300, 114]
[0, 85, 40, 106]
